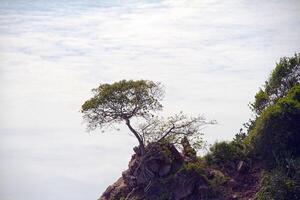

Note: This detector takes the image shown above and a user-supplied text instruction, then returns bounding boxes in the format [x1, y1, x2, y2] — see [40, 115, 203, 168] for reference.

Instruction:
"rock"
[133, 143, 182, 184]
[159, 163, 172, 177]
[122, 170, 137, 187]
[144, 179, 164, 198]
[125, 187, 145, 200]
[148, 159, 160, 173]
[133, 146, 142, 156]
[207, 170, 214, 180]
[207, 169, 229, 188]
[99, 177, 130, 200]
[128, 155, 139, 172]
[227, 178, 238, 189]
[170, 169, 202, 200]
[237, 160, 248, 173]
[99, 142, 202, 200]
[198, 185, 210, 194]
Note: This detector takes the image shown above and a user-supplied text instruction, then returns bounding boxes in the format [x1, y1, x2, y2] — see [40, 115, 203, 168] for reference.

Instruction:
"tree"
[251, 53, 300, 114]
[81, 80, 164, 152]
[81, 79, 214, 154]
[138, 112, 216, 150]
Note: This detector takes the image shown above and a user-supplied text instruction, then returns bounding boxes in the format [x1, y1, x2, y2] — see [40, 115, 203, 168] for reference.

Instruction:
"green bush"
[251, 53, 300, 114]
[255, 169, 300, 200]
[251, 89, 269, 114]
[205, 141, 247, 170]
[246, 85, 300, 167]
[180, 161, 206, 176]
[266, 54, 300, 94]
[209, 169, 229, 187]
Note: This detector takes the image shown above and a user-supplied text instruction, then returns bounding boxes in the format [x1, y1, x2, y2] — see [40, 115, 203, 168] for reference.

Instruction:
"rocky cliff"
[98, 54, 300, 200]
[99, 140, 261, 200]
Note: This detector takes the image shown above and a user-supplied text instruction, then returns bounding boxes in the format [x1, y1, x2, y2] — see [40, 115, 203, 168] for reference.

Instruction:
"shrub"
[255, 168, 300, 200]
[179, 161, 206, 176]
[251, 53, 300, 114]
[209, 169, 229, 187]
[246, 85, 300, 167]
[251, 89, 269, 114]
[205, 141, 247, 170]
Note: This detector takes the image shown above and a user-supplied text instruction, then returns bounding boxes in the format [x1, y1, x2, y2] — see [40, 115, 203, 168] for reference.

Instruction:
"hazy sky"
[0, 0, 300, 199]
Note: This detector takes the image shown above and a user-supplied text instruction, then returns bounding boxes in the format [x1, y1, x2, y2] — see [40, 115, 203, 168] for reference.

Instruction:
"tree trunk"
[125, 119, 145, 154]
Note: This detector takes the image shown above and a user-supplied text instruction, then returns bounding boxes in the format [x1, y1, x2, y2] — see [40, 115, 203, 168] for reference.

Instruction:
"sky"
[0, 0, 299, 199]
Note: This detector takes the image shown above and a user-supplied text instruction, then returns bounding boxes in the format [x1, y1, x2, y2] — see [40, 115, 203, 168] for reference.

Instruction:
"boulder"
[227, 178, 238, 189]
[237, 160, 248, 174]
[125, 187, 145, 200]
[144, 179, 164, 199]
[159, 163, 172, 177]
[170, 169, 207, 200]
[98, 142, 204, 200]
[99, 177, 130, 200]
[133, 143, 182, 184]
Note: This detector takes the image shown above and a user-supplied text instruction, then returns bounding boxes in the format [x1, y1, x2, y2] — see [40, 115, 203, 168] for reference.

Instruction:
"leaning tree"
[81, 79, 215, 154]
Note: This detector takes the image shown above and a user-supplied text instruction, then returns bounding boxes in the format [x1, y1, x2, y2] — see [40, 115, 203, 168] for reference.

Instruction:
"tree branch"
[125, 118, 145, 153]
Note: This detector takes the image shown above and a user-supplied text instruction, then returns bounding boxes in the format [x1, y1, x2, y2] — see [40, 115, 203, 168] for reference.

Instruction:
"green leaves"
[81, 79, 214, 152]
[81, 79, 164, 131]
[246, 85, 300, 167]
[251, 53, 300, 114]
[251, 89, 269, 114]
[255, 168, 300, 200]
[205, 141, 247, 170]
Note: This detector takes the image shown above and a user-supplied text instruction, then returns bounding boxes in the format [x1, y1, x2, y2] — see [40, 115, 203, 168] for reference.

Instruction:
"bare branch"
[138, 112, 216, 150]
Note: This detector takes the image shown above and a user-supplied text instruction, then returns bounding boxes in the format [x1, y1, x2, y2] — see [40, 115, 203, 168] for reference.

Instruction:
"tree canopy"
[251, 53, 300, 114]
[81, 79, 214, 154]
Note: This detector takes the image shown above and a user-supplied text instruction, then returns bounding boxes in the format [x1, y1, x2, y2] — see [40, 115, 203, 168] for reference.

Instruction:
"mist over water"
[0, 0, 299, 199]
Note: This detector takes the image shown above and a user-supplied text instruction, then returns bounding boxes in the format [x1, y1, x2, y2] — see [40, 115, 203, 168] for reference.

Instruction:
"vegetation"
[82, 79, 215, 154]
[255, 167, 300, 200]
[180, 161, 206, 176]
[81, 80, 164, 152]
[205, 54, 300, 167]
[247, 54, 300, 199]
[205, 140, 247, 170]
[138, 112, 216, 150]
[202, 54, 300, 199]
[97, 54, 300, 200]
[251, 53, 300, 114]
[246, 85, 300, 167]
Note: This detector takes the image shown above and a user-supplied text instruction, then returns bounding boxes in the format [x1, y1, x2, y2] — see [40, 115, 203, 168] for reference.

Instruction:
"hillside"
[98, 54, 300, 200]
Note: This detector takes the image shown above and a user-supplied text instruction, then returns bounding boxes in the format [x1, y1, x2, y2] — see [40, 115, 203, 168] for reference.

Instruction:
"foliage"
[201, 54, 300, 199]
[181, 136, 197, 159]
[251, 53, 300, 114]
[204, 140, 247, 170]
[251, 89, 269, 114]
[255, 167, 300, 200]
[81, 79, 164, 130]
[245, 55, 300, 199]
[246, 84, 300, 167]
[209, 169, 229, 186]
[180, 161, 206, 176]
[266, 54, 300, 94]
[81, 79, 164, 151]
[139, 112, 216, 150]
[82, 79, 214, 153]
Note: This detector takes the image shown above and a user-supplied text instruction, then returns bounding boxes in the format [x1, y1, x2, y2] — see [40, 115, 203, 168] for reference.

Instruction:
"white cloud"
[0, 0, 300, 199]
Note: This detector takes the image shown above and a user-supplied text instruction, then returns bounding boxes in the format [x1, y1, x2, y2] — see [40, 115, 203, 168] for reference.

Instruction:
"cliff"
[98, 54, 300, 200]
[99, 141, 263, 200]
